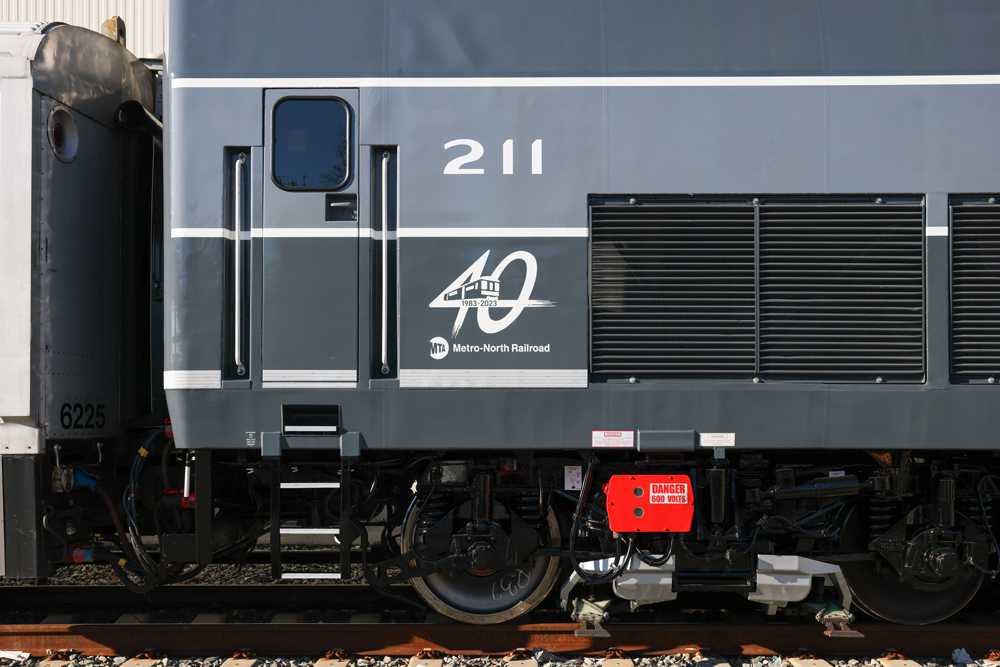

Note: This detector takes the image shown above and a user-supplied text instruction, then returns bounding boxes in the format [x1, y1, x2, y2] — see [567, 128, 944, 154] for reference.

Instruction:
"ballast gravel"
[0, 656, 980, 667]
[0, 560, 368, 587]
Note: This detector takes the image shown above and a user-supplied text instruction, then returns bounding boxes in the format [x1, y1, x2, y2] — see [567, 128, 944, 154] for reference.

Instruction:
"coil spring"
[511, 492, 545, 531]
[415, 488, 450, 529]
[867, 499, 903, 542]
[959, 494, 994, 533]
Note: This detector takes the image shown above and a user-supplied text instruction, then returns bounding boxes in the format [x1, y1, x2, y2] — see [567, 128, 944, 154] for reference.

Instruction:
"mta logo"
[429, 337, 449, 359]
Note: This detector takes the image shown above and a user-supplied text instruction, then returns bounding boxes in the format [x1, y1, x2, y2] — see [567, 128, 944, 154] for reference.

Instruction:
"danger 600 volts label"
[649, 482, 689, 504]
[592, 431, 635, 448]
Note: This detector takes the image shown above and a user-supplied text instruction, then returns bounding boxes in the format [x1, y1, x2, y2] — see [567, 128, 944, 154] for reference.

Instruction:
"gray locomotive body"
[156, 0, 1000, 626]
[165, 2, 1000, 454]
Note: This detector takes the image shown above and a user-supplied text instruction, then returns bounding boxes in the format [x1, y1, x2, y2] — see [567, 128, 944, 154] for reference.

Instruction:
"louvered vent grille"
[951, 198, 1000, 381]
[758, 199, 925, 381]
[590, 200, 756, 378]
[590, 196, 926, 382]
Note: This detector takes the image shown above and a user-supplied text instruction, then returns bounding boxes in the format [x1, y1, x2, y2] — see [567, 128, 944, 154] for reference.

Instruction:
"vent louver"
[951, 197, 1000, 382]
[590, 196, 926, 382]
[758, 199, 925, 381]
[590, 200, 756, 378]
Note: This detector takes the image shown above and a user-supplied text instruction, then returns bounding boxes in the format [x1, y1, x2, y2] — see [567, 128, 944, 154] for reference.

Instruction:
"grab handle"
[234, 153, 246, 376]
[380, 151, 390, 375]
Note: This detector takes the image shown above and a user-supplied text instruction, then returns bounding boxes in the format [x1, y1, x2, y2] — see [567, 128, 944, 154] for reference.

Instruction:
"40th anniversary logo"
[428, 250, 554, 360]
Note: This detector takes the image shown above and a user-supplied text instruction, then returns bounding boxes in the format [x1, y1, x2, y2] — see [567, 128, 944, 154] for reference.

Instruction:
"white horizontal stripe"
[255, 227, 359, 238]
[164, 370, 221, 389]
[398, 227, 588, 238]
[281, 573, 341, 580]
[254, 229, 398, 239]
[262, 382, 358, 389]
[171, 227, 248, 240]
[285, 425, 340, 433]
[263, 370, 356, 382]
[174, 227, 583, 239]
[280, 528, 340, 535]
[173, 75, 1000, 89]
[280, 482, 341, 489]
[400, 369, 587, 388]
[926, 226, 949, 237]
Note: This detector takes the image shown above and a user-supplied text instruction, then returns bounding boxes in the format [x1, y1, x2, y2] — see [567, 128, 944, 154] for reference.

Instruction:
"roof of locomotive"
[0, 23, 154, 127]
[167, 0, 1000, 80]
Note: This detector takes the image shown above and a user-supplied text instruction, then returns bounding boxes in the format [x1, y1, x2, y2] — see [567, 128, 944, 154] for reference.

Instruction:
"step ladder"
[269, 460, 352, 581]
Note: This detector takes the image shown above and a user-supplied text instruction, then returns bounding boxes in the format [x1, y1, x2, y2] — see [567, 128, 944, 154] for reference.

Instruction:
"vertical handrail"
[380, 151, 390, 374]
[234, 153, 247, 376]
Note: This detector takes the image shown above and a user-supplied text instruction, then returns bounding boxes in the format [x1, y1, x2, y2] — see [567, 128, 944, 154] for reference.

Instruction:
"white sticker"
[592, 430, 635, 448]
[649, 481, 689, 504]
[700, 432, 735, 448]
[564, 465, 582, 491]
[829, 470, 845, 478]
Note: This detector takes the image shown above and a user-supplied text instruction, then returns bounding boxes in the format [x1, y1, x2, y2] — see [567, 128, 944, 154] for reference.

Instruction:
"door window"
[272, 98, 350, 190]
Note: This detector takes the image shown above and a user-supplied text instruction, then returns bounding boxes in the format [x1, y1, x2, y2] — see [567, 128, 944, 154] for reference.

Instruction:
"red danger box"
[605, 474, 694, 533]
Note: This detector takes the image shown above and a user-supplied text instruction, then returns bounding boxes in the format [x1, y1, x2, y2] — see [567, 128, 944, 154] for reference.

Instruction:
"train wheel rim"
[841, 559, 983, 624]
[840, 503, 983, 624]
[403, 507, 561, 625]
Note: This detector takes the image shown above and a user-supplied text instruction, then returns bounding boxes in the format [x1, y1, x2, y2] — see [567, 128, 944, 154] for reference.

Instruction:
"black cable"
[352, 518, 426, 611]
[676, 524, 762, 563]
[638, 535, 675, 567]
[568, 459, 632, 584]
[109, 561, 158, 594]
[962, 474, 1000, 577]
[42, 510, 68, 562]
[121, 427, 164, 585]
[406, 461, 454, 565]
[759, 514, 833, 539]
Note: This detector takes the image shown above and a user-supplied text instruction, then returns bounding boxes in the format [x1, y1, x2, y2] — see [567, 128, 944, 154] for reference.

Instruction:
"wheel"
[841, 559, 983, 624]
[402, 505, 561, 624]
[840, 504, 984, 624]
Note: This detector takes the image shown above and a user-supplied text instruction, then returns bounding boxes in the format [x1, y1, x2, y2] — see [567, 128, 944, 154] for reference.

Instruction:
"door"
[261, 89, 359, 388]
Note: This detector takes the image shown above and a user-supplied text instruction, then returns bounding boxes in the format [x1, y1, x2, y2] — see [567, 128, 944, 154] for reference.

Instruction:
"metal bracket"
[571, 597, 612, 638]
[53, 442, 104, 470]
[802, 600, 864, 638]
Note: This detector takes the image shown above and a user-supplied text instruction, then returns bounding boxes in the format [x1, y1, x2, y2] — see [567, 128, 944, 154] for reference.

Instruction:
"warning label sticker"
[649, 482, 689, 504]
[592, 431, 635, 448]
[564, 465, 582, 491]
[699, 432, 735, 448]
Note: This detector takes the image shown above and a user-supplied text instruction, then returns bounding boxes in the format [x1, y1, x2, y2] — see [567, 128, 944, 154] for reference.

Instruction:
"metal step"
[280, 482, 341, 489]
[280, 572, 341, 580]
[279, 527, 340, 535]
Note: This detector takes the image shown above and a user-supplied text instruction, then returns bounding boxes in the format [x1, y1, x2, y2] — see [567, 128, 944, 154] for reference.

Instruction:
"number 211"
[443, 139, 542, 175]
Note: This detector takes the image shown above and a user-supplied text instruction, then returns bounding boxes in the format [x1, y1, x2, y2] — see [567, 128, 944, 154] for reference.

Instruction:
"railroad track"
[0, 619, 998, 658]
[1, 585, 998, 660]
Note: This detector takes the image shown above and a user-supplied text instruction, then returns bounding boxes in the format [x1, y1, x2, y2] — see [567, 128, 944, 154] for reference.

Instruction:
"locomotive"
[3, 2, 1000, 629]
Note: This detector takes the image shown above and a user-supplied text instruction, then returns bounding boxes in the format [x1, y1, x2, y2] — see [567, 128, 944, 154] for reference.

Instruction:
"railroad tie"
[788, 659, 834, 667]
[408, 648, 445, 667]
[879, 660, 922, 667]
[220, 651, 259, 667]
[41, 649, 78, 667]
[693, 651, 730, 667]
[121, 658, 162, 667]
[192, 612, 233, 624]
[115, 612, 156, 624]
[316, 649, 354, 667]
[503, 648, 538, 667]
